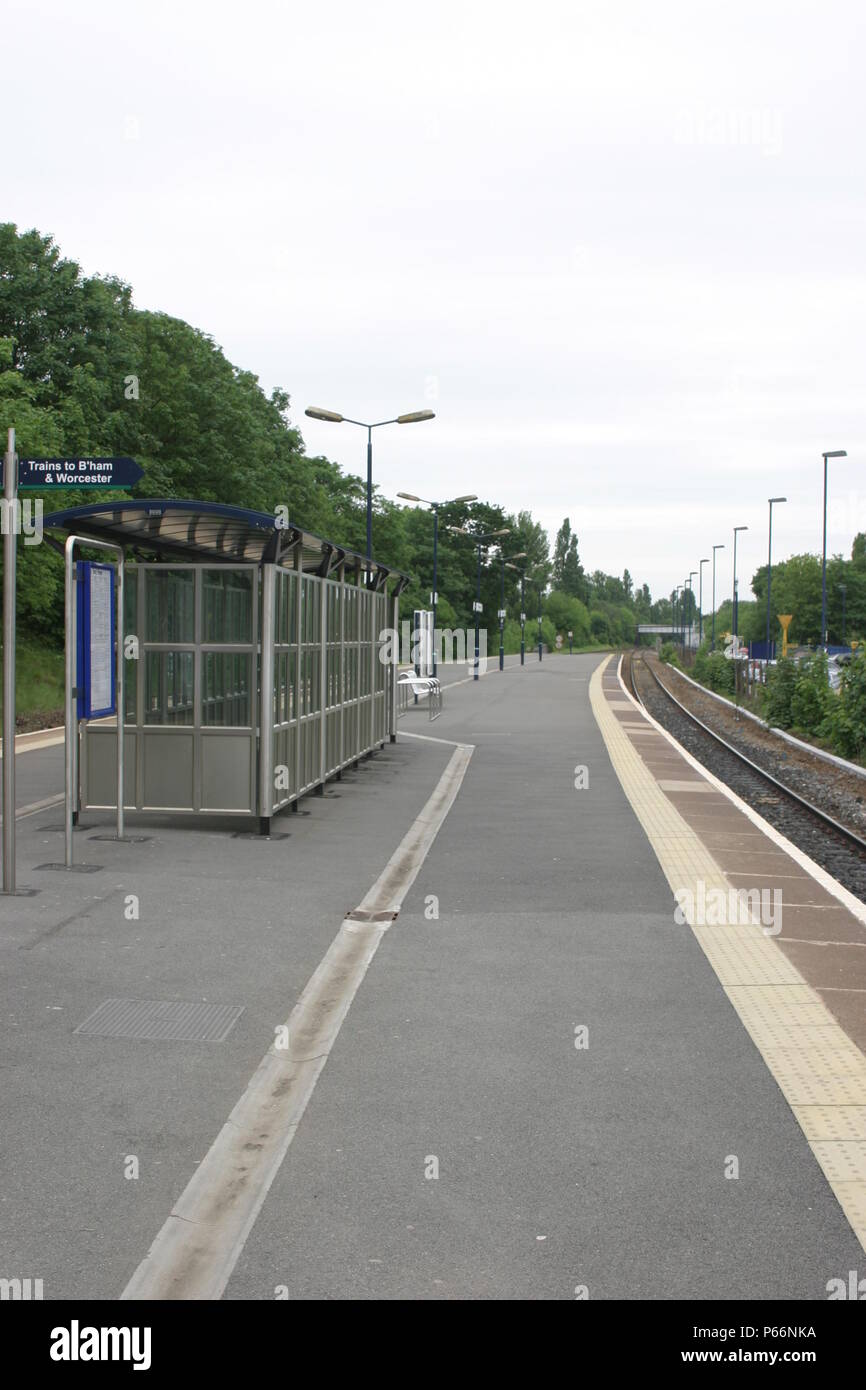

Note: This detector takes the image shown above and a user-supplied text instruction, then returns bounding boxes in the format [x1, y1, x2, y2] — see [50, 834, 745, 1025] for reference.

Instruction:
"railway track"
[623, 650, 866, 901]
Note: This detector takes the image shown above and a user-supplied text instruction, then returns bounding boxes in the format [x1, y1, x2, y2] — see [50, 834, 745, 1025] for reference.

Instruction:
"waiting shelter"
[44, 500, 410, 834]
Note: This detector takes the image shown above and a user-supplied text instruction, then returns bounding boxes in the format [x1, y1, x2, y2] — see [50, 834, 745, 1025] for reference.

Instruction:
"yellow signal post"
[778, 614, 793, 658]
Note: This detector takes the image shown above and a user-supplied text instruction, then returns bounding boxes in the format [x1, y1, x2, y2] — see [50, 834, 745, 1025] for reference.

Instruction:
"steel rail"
[625, 652, 866, 856]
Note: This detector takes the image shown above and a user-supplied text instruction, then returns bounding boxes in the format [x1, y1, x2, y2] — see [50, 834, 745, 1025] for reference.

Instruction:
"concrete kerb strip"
[0, 725, 65, 756]
[121, 738, 474, 1300]
[590, 655, 866, 1251]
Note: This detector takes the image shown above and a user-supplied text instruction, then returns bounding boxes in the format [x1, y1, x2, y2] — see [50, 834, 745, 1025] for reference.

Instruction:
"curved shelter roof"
[43, 499, 410, 591]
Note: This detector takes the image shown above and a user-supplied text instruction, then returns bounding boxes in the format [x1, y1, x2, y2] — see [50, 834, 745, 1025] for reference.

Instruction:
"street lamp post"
[687, 571, 697, 655]
[506, 563, 529, 665]
[732, 526, 748, 643]
[698, 558, 709, 645]
[839, 583, 847, 646]
[711, 545, 724, 650]
[766, 497, 786, 655]
[498, 552, 526, 670]
[397, 493, 477, 677]
[449, 526, 510, 679]
[305, 406, 435, 581]
[537, 581, 544, 661]
[673, 587, 681, 648]
[821, 450, 847, 647]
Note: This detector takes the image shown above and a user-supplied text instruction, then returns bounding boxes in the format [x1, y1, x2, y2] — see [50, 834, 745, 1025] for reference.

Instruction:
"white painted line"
[121, 741, 473, 1300]
[402, 731, 475, 749]
[0, 792, 65, 823]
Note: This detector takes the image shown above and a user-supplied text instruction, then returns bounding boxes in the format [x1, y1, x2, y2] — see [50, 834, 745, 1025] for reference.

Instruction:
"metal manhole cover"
[74, 998, 244, 1042]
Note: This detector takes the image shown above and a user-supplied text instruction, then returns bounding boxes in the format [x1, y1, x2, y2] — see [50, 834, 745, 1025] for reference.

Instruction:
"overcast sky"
[6, 0, 864, 600]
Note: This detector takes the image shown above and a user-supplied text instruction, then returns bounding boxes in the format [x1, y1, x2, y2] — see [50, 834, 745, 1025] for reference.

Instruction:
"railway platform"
[600, 655, 866, 1249]
[1, 651, 863, 1301]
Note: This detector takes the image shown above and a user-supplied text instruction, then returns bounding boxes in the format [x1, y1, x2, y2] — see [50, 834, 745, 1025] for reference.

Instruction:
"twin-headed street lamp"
[397, 493, 477, 676]
[449, 526, 510, 679]
[304, 406, 435, 580]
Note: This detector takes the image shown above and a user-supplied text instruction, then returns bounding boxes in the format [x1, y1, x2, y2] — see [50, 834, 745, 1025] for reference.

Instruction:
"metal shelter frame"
[44, 501, 411, 837]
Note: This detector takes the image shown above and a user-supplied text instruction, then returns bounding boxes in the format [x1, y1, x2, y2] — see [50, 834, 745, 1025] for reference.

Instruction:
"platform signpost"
[2, 428, 22, 894]
[0, 450, 141, 891]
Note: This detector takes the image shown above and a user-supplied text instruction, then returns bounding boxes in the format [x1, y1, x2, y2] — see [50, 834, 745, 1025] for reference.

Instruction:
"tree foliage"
[1, 224, 665, 656]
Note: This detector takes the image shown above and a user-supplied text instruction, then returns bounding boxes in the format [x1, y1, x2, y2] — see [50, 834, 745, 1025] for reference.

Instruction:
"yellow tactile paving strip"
[590, 655, 866, 1252]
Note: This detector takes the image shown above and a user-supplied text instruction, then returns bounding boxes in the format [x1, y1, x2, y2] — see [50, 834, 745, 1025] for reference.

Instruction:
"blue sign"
[76, 562, 117, 720]
[15, 456, 143, 489]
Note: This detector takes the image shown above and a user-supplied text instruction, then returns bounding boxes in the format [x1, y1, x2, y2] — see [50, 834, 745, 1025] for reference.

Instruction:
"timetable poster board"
[76, 562, 116, 720]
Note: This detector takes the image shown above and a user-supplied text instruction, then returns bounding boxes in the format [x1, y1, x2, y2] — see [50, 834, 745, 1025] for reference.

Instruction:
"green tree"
[552, 518, 586, 600]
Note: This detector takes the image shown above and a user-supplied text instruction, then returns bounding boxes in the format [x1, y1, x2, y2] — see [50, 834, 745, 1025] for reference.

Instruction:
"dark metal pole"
[499, 555, 505, 672]
[3, 427, 17, 893]
[821, 453, 828, 648]
[699, 558, 708, 645]
[520, 572, 525, 666]
[431, 505, 439, 679]
[840, 584, 847, 645]
[733, 531, 738, 639]
[537, 583, 543, 661]
[711, 545, 724, 651]
[766, 503, 773, 653]
[474, 542, 481, 681]
[683, 580, 689, 660]
[365, 426, 373, 585]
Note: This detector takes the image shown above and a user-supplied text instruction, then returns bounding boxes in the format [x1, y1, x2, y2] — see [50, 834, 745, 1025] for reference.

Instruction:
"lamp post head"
[305, 407, 344, 423]
[769, 496, 787, 504]
[397, 492, 422, 503]
[823, 450, 847, 459]
[396, 410, 436, 424]
[452, 494, 478, 504]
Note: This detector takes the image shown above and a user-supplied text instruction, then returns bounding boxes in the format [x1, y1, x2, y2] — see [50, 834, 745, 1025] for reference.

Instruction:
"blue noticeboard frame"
[76, 561, 116, 720]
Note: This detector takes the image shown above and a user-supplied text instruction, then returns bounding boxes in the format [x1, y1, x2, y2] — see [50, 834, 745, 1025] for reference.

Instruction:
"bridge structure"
[637, 622, 700, 647]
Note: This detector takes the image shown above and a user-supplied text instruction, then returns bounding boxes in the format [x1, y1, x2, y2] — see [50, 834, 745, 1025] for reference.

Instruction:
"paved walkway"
[0, 653, 862, 1299]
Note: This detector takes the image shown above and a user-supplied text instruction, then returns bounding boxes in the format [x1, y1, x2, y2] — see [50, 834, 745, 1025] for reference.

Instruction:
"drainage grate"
[74, 997, 244, 1042]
